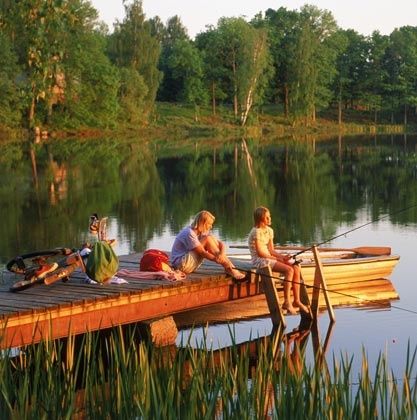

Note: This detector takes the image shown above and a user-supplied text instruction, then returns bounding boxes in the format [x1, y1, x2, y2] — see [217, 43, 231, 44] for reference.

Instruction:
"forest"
[1, 0, 417, 132]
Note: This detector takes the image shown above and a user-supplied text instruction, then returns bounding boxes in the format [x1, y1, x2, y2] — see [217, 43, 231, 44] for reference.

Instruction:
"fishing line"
[232, 266, 417, 317]
[229, 201, 417, 314]
[290, 201, 417, 257]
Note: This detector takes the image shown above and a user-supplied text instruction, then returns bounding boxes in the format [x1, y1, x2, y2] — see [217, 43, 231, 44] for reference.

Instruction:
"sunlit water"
[1, 133, 417, 377]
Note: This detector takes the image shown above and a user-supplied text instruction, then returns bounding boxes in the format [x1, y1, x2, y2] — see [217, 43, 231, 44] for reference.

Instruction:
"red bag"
[139, 249, 171, 272]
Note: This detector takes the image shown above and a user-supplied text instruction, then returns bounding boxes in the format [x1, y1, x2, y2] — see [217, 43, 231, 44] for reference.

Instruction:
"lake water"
[1, 134, 416, 377]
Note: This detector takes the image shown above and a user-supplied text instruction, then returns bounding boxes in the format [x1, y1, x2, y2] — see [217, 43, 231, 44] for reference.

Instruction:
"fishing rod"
[292, 201, 417, 257]
[228, 202, 417, 314]
[231, 201, 417, 258]
[291, 204, 415, 257]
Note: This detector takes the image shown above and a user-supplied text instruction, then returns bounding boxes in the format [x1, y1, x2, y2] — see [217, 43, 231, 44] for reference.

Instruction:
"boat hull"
[299, 255, 400, 285]
[230, 247, 400, 285]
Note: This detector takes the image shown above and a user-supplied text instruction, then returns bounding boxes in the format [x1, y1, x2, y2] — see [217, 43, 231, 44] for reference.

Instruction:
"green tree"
[157, 15, 190, 102]
[195, 27, 229, 116]
[364, 31, 390, 123]
[289, 5, 338, 122]
[0, 31, 22, 126]
[167, 39, 208, 120]
[383, 27, 417, 125]
[215, 17, 272, 125]
[263, 7, 299, 116]
[216, 17, 247, 118]
[333, 29, 367, 123]
[53, 30, 120, 128]
[108, 0, 162, 120]
[1, 0, 118, 129]
[1, 0, 99, 127]
[118, 67, 148, 125]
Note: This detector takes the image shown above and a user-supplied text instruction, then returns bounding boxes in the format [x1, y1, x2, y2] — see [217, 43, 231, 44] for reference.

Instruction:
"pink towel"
[117, 269, 186, 282]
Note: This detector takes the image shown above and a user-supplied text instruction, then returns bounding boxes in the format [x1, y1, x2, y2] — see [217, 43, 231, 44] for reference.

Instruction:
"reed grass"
[0, 327, 416, 419]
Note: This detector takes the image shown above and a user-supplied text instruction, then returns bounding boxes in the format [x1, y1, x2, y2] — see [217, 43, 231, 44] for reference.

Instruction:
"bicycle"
[7, 214, 112, 292]
[7, 247, 88, 292]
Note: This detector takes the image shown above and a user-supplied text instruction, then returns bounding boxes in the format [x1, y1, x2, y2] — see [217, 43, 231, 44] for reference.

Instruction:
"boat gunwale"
[229, 253, 400, 268]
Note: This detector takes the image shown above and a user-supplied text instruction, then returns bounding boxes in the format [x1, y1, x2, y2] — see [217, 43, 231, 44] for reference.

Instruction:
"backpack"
[140, 249, 171, 272]
[86, 241, 119, 283]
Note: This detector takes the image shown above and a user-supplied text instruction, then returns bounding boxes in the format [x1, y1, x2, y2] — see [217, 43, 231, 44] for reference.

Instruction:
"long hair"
[253, 206, 269, 225]
[191, 210, 215, 230]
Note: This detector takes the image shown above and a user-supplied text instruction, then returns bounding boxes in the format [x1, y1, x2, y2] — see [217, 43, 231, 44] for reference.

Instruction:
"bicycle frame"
[43, 251, 86, 286]
[8, 249, 87, 292]
[7, 213, 112, 292]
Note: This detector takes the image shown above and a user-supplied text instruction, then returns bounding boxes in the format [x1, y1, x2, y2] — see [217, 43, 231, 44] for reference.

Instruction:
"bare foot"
[293, 301, 310, 313]
[226, 268, 246, 281]
[283, 302, 297, 315]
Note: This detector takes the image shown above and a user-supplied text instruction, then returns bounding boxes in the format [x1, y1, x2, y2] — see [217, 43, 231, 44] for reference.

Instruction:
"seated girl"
[171, 210, 245, 280]
[248, 206, 309, 314]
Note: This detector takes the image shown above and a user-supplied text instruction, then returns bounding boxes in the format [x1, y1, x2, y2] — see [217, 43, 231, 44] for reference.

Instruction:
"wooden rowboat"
[173, 246, 400, 328]
[229, 245, 400, 285]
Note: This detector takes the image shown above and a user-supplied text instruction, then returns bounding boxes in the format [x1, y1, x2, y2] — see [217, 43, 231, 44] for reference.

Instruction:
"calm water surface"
[1, 134, 417, 376]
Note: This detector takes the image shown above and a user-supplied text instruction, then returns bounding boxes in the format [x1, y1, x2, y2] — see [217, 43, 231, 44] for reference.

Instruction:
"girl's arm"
[255, 238, 274, 258]
[268, 238, 280, 258]
[270, 242, 289, 262]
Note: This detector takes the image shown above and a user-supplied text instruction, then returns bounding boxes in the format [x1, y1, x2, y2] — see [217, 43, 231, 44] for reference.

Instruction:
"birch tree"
[238, 27, 270, 125]
[215, 17, 271, 125]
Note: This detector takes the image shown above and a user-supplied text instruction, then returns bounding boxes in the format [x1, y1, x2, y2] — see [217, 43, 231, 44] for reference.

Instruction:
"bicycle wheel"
[6, 248, 72, 274]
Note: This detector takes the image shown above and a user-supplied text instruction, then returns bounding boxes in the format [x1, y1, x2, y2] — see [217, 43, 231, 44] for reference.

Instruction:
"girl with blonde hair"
[171, 210, 245, 280]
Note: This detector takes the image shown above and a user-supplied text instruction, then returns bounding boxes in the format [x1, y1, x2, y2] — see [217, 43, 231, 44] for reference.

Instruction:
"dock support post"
[258, 266, 287, 329]
[310, 245, 336, 322]
[299, 270, 313, 324]
[139, 316, 178, 346]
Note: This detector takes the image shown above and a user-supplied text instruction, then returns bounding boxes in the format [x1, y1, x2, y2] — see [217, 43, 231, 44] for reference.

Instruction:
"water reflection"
[0, 131, 416, 304]
[1, 133, 417, 262]
[175, 319, 335, 418]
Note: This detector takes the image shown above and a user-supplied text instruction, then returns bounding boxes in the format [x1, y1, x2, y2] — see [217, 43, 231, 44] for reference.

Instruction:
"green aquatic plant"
[0, 328, 416, 418]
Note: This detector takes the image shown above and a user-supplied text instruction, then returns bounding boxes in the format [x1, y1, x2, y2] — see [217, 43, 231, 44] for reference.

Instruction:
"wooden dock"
[0, 253, 399, 349]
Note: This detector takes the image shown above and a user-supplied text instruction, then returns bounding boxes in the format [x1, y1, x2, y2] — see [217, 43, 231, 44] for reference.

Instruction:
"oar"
[335, 246, 391, 256]
[230, 245, 391, 256]
[275, 245, 391, 256]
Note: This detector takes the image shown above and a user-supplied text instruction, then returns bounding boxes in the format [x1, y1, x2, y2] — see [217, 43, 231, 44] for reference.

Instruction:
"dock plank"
[0, 252, 400, 348]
